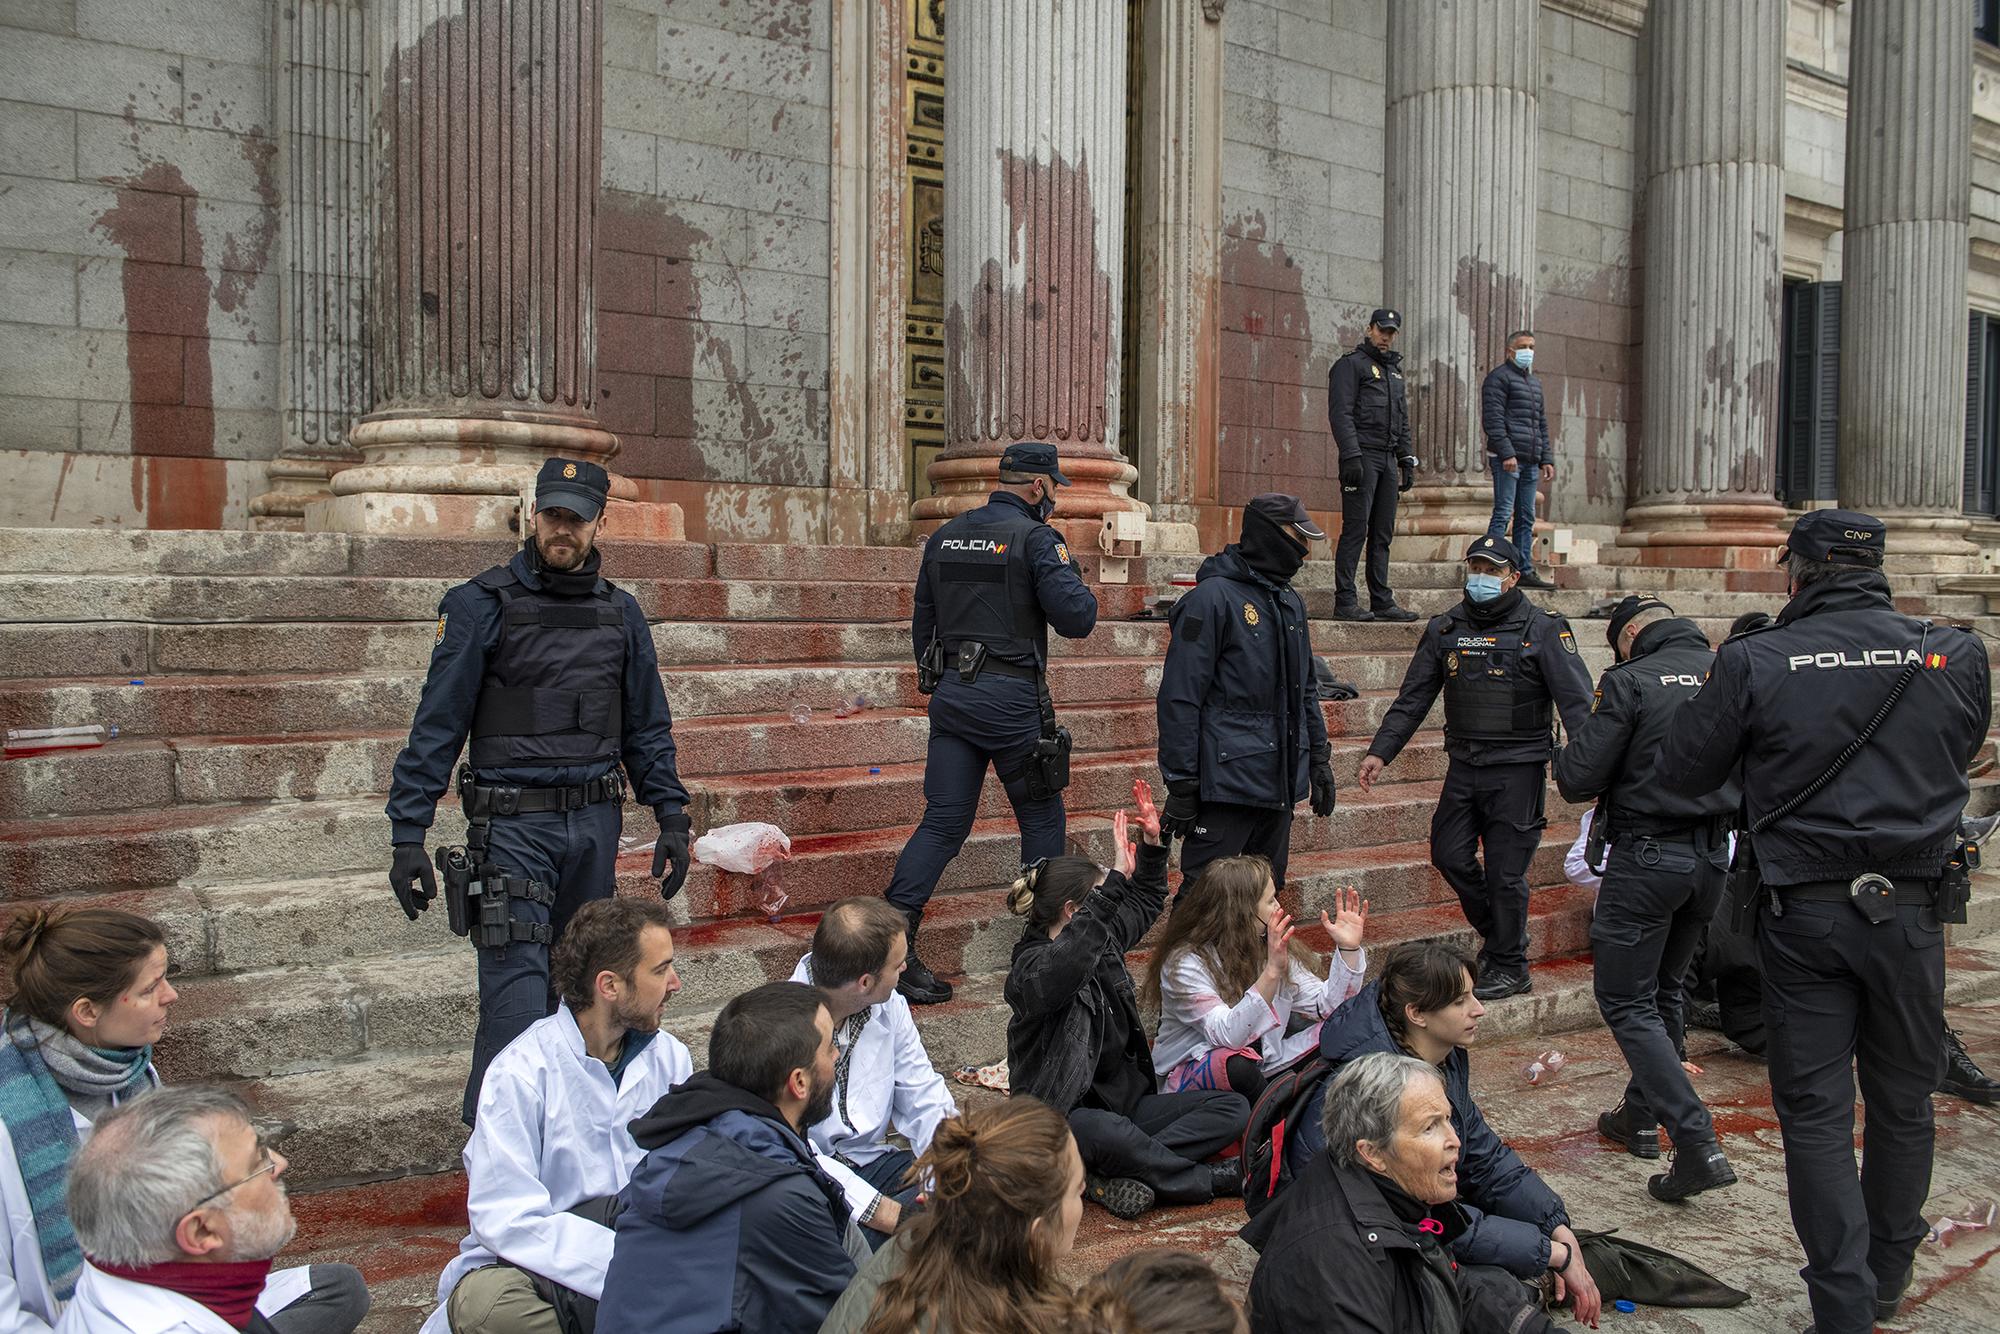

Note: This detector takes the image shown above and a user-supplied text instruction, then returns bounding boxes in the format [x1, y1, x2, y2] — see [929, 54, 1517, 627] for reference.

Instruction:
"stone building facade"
[2, 0, 1997, 559]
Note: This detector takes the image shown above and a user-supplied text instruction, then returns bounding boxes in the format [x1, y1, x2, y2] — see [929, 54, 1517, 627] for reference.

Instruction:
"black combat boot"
[1647, 1140, 1736, 1202]
[1941, 1025, 2000, 1104]
[1597, 1099, 1660, 1160]
[896, 912, 953, 1005]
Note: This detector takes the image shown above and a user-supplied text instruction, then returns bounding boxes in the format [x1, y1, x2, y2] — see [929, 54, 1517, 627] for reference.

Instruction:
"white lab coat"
[53, 1265, 242, 1334]
[787, 955, 957, 1220]
[0, 1074, 312, 1334]
[417, 1006, 692, 1334]
[1151, 947, 1367, 1080]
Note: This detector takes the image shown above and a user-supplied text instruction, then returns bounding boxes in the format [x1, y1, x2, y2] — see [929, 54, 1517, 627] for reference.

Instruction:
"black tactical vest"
[467, 565, 627, 769]
[1440, 605, 1554, 744]
[924, 501, 1048, 670]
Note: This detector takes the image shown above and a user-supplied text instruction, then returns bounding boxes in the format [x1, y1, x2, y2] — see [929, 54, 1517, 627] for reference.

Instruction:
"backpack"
[1241, 1055, 1336, 1218]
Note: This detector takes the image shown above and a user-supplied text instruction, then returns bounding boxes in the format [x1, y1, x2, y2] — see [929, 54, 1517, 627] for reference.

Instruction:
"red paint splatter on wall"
[1217, 213, 1336, 511]
[93, 162, 216, 460]
[217, 136, 279, 317]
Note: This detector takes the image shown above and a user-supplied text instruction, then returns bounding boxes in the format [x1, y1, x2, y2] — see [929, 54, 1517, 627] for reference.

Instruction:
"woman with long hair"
[1066, 1249, 1245, 1334]
[1144, 858, 1368, 1105]
[818, 1097, 1083, 1334]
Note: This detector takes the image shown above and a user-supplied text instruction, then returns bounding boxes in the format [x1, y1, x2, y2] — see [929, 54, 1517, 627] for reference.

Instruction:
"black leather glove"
[390, 843, 436, 921]
[1162, 783, 1201, 842]
[1340, 458, 1364, 491]
[1398, 455, 1417, 493]
[1310, 757, 1337, 818]
[652, 812, 692, 901]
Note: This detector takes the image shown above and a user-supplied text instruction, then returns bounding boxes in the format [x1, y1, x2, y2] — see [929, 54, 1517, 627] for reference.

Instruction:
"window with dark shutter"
[1966, 311, 2000, 518]
[1778, 279, 1841, 506]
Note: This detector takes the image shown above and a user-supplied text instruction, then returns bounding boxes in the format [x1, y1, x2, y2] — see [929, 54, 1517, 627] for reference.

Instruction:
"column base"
[1617, 498, 1790, 555]
[248, 456, 350, 531]
[1872, 509, 1981, 566]
[1393, 482, 1493, 537]
[911, 446, 1148, 539]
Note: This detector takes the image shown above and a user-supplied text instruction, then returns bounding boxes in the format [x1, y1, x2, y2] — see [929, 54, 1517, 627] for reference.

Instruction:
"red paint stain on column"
[1218, 214, 1335, 511]
[93, 163, 216, 462]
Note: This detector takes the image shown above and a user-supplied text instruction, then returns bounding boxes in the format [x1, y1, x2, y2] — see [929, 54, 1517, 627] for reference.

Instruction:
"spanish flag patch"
[1926, 652, 1949, 669]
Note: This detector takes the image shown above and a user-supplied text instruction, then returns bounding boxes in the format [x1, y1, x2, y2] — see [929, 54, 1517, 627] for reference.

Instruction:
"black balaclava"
[1239, 508, 1308, 585]
[527, 535, 603, 595]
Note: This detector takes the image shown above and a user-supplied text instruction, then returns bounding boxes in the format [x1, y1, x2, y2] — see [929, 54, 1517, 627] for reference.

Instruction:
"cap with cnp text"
[998, 442, 1072, 486]
[1370, 308, 1402, 331]
[1246, 492, 1327, 541]
[1606, 594, 1673, 650]
[1779, 509, 1885, 568]
[535, 458, 610, 522]
[1464, 534, 1522, 569]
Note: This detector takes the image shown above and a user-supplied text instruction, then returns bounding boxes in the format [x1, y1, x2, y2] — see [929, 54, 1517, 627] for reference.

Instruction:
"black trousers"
[1067, 1089, 1247, 1204]
[1430, 760, 1546, 976]
[1335, 451, 1401, 612]
[1590, 830, 1727, 1143]
[1180, 801, 1295, 892]
[1691, 892, 1767, 1055]
[1760, 896, 1945, 1334]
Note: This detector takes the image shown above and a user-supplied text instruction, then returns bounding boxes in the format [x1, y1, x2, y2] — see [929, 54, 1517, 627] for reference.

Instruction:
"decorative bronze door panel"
[903, 0, 945, 499]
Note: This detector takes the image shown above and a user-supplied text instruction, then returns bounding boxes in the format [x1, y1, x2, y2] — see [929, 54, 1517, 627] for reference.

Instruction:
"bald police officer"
[386, 459, 690, 1123]
[1358, 535, 1594, 1000]
[885, 442, 1099, 1004]
[1659, 511, 1990, 1334]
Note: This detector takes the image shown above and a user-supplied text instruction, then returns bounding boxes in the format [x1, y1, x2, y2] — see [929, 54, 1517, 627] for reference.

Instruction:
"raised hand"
[1132, 778, 1163, 845]
[1320, 885, 1369, 952]
[1112, 809, 1136, 878]
[1265, 909, 1297, 972]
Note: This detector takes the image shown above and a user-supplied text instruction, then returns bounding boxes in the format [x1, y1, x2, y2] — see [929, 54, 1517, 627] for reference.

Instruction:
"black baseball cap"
[1370, 307, 1402, 331]
[535, 458, 610, 521]
[1245, 492, 1326, 541]
[1464, 534, 1521, 569]
[1606, 595, 1673, 649]
[1780, 509, 1885, 567]
[999, 442, 1072, 486]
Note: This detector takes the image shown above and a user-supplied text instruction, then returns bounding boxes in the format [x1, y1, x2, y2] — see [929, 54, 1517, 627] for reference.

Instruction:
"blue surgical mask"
[1513, 348, 1534, 371]
[1465, 573, 1505, 603]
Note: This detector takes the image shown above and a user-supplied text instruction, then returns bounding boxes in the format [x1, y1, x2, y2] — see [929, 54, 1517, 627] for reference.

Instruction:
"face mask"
[1513, 348, 1534, 371]
[1034, 488, 1057, 522]
[1465, 573, 1505, 603]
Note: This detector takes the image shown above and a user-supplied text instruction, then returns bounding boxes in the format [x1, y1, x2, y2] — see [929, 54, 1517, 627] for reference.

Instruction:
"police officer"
[385, 459, 690, 1123]
[1327, 307, 1420, 623]
[1357, 535, 1593, 1000]
[1658, 511, 1990, 1334]
[884, 442, 1099, 1005]
[1157, 493, 1335, 889]
[1552, 595, 1741, 1201]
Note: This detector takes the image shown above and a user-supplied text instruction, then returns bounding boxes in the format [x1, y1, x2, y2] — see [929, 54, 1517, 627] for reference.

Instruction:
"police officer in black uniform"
[1327, 307, 1420, 623]
[1357, 535, 1593, 1000]
[1659, 511, 1990, 1334]
[385, 459, 690, 1122]
[1157, 493, 1335, 890]
[884, 442, 1099, 1005]
[1553, 595, 1742, 1201]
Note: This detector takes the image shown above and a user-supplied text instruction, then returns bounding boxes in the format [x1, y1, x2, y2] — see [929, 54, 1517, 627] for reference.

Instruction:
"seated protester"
[422, 899, 693, 1334]
[1145, 862, 1368, 1105]
[598, 983, 865, 1334]
[1289, 942, 1601, 1323]
[1004, 789, 1246, 1221]
[0, 911, 363, 1334]
[818, 1097, 1081, 1334]
[1066, 1250, 1246, 1334]
[1243, 1053, 1568, 1334]
[59, 1086, 367, 1334]
[788, 898, 956, 1250]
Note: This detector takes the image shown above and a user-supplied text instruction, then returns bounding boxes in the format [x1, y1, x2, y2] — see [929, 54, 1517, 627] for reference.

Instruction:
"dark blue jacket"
[1288, 983, 1571, 1277]
[1157, 547, 1328, 810]
[598, 1073, 859, 1334]
[385, 545, 687, 843]
[1326, 341, 1411, 463]
[910, 490, 1098, 669]
[1480, 361, 1552, 466]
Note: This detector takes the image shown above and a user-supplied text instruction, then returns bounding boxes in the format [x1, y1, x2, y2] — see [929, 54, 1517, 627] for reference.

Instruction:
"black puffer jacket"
[1480, 361, 1551, 466]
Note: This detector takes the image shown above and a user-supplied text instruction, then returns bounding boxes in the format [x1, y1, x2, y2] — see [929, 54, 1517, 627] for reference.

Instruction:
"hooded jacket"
[1286, 983, 1570, 1277]
[596, 1074, 862, 1334]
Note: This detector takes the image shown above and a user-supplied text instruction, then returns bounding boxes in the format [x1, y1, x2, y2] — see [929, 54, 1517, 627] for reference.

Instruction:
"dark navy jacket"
[1157, 547, 1328, 810]
[385, 545, 687, 844]
[910, 490, 1098, 670]
[597, 1073, 859, 1334]
[1327, 341, 1411, 464]
[1480, 361, 1552, 466]
[1288, 982, 1571, 1277]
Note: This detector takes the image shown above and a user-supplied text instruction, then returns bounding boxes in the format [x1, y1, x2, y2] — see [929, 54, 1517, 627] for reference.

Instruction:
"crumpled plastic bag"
[693, 822, 792, 874]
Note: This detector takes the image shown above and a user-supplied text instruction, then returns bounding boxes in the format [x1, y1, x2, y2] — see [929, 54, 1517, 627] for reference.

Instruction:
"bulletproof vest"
[1439, 606, 1554, 744]
[925, 502, 1047, 669]
[467, 565, 626, 769]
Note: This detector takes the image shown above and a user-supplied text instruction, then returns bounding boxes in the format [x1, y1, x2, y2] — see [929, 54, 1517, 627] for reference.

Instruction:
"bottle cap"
[1613, 1300, 1636, 1314]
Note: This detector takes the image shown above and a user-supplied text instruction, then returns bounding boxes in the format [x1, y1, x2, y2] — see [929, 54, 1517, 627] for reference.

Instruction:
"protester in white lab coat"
[0, 911, 360, 1334]
[787, 898, 956, 1249]
[1564, 808, 1603, 897]
[423, 898, 693, 1334]
[57, 1086, 342, 1334]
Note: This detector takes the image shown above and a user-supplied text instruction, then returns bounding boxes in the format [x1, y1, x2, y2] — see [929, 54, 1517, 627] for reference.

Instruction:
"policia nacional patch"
[1558, 628, 1577, 654]
[435, 613, 449, 644]
[1243, 602, 1260, 627]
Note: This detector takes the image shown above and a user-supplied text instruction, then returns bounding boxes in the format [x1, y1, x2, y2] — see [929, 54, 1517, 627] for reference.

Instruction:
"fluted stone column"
[311, 0, 675, 538]
[1621, 0, 1788, 549]
[1838, 0, 1975, 557]
[1385, 0, 1538, 536]
[915, 0, 1147, 539]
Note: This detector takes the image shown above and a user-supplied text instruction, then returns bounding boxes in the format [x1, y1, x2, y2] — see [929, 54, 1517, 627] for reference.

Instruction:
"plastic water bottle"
[5, 725, 109, 756]
[1521, 1049, 1567, 1085]
[832, 694, 869, 718]
[789, 701, 812, 725]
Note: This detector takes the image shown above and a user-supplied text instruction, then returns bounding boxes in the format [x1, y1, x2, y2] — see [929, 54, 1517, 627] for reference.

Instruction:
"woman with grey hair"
[1241, 1053, 1566, 1334]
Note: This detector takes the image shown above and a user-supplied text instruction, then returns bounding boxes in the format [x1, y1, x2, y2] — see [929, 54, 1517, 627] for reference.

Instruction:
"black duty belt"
[463, 772, 626, 818]
[974, 657, 1040, 683]
[1782, 878, 1937, 906]
[1613, 815, 1733, 843]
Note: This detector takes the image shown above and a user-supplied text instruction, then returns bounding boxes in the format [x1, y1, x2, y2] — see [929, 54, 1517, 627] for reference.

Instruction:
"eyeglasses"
[182, 1149, 277, 1216]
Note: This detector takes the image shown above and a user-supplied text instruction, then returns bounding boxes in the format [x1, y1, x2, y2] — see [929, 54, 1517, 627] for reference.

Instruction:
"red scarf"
[94, 1258, 274, 1329]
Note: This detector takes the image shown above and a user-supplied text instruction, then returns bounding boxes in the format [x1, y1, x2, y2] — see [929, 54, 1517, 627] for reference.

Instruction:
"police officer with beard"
[1357, 536, 1593, 1000]
[1553, 595, 1741, 1203]
[385, 459, 690, 1124]
[1327, 308, 1420, 623]
[884, 442, 1098, 1005]
[1658, 511, 1990, 1334]
[1157, 494, 1336, 889]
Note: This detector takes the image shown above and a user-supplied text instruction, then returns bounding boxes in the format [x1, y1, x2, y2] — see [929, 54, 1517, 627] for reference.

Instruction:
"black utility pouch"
[1027, 726, 1073, 800]
[436, 846, 473, 938]
[1849, 873, 1896, 925]
[1724, 836, 1762, 934]
[956, 640, 988, 683]
[918, 638, 945, 694]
